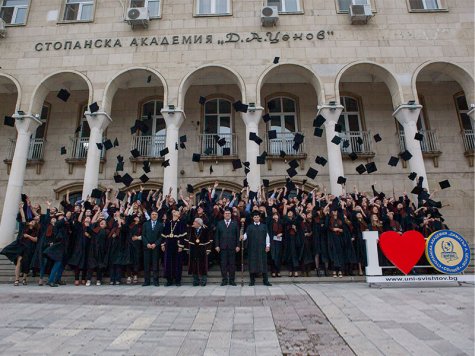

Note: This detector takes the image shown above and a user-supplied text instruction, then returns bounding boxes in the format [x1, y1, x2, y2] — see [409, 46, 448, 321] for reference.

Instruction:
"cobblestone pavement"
[0, 282, 472, 356]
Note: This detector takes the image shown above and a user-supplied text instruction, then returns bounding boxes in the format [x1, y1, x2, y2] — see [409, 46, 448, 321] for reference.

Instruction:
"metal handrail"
[462, 129, 475, 152]
[68, 136, 105, 159]
[7, 138, 45, 160]
[199, 133, 237, 156]
[130, 135, 167, 158]
[265, 131, 305, 156]
[339, 130, 374, 154]
[398, 129, 441, 153]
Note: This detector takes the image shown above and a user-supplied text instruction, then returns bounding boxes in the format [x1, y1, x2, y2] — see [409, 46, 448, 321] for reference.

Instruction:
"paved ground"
[0, 282, 472, 356]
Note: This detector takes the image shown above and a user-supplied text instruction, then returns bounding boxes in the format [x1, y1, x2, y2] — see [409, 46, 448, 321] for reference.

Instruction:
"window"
[77, 105, 90, 138]
[31, 104, 50, 141]
[63, 0, 94, 21]
[195, 0, 230, 16]
[267, 0, 302, 13]
[139, 99, 166, 157]
[267, 96, 301, 155]
[129, 0, 160, 18]
[407, 0, 447, 11]
[336, 0, 376, 13]
[454, 94, 473, 131]
[0, 0, 29, 25]
[338, 96, 363, 132]
[64, 191, 83, 205]
[203, 98, 233, 155]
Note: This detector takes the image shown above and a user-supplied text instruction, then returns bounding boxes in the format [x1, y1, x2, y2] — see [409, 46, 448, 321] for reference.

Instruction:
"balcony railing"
[131, 135, 166, 158]
[462, 129, 475, 153]
[339, 131, 374, 155]
[398, 130, 441, 154]
[265, 131, 305, 156]
[199, 133, 237, 156]
[68, 137, 105, 160]
[7, 138, 45, 161]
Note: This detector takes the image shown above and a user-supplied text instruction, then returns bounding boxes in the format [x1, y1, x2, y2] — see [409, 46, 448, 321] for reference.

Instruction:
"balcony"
[197, 133, 238, 171]
[461, 129, 475, 166]
[65, 137, 106, 174]
[129, 135, 166, 172]
[265, 131, 307, 170]
[339, 131, 375, 159]
[4, 138, 45, 174]
[398, 129, 441, 167]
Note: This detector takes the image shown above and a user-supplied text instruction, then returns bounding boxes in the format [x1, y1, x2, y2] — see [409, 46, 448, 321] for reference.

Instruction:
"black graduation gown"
[185, 227, 211, 275]
[301, 220, 314, 265]
[269, 220, 283, 266]
[0, 223, 26, 264]
[352, 219, 368, 266]
[86, 225, 108, 270]
[43, 219, 69, 263]
[67, 221, 90, 270]
[283, 216, 304, 269]
[325, 215, 345, 269]
[312, 214, 329, 264]
[245, 223, 268, 274]
[123, 219, 143, 270]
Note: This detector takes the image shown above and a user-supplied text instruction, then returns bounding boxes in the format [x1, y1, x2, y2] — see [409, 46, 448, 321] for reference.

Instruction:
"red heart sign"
[379, 230, 426, 275]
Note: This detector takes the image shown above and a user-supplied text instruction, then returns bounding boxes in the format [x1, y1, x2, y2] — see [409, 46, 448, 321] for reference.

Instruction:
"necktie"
[152, 221, 155, 230]
[226, 220, 230, 227]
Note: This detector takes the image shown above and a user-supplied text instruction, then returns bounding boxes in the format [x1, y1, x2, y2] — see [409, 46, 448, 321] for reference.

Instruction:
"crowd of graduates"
[1, 175, 448, 287]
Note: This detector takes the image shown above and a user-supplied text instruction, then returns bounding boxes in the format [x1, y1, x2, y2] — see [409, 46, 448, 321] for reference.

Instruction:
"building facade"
[0, 0, 473, 247]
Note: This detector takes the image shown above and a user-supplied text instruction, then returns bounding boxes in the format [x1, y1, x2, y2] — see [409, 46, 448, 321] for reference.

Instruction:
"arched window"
[28, 103, 50, 160]
[202, 98, 233, 155]
[337, 96, 368, 154]
[135, 99, 166, 157]
[266, 96, 300, 155]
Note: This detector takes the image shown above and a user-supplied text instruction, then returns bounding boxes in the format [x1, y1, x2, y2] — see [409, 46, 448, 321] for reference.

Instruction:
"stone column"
[0, 114, 42, 248]
[82, 112, 112, 200]
[318, 105, 344, 196]
[393, 104, 428, 190]
[241, 108, 264, 192]
[161, 109, 185, 199]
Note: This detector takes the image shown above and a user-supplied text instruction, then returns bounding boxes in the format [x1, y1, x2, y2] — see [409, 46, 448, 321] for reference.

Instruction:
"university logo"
[426, 230, 471, 274]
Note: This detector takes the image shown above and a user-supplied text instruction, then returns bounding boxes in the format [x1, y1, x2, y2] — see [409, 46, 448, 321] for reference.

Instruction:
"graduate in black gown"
[269, 212, 283, 277]
[161, 209, 187, 286]
[85, 217, 108, 286]
[185, 218, 212, 286]
[124, 214, 143, 284]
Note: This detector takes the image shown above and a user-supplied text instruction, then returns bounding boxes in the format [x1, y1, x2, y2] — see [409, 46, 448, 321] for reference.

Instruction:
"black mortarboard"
[176, 142, 179, 150]
[4, 116, 15, 127]
[313, 115, 325, 127]
[439, 180, 450, 189]
[114, 138, 119, 147]
[388, 156, 399, 167]
[89, 102, 99, 113]
[331, 136, 342, 145]
[414, 132, 424, 141]
[103, 139, 113, 150]
[285, 178, 296, 190]
[288, 159, 299, 169]
[223, 147, 230, 156]
[180, 142, 186, 149]
[349, 152, 358, 161]
[314, 127, 323, 137]
[130, 149, 140, 158]
[342, 140, 350, 148]
[294, 133, 304, 144]
[279, 150, 286, 158]
[213, 134, 220, 142]
[233, 100, 248, 113]
[180, 135, 187, 143]
[57, 89, 70, 102]
[263, 179, 270, 187]
[315, 156, 327, 166]
[232, 159, 242, 170]
[249, 132, 263, 145]
[287, 167, 297, 178]
[292, 142, 301, 151]
[243, 161, 250, 167]
[243, 178, 248, 187]
[365, 162, 377, 174]
[262, 113, 271, 123]
[268, 130, 277, 140]
[116, 161, 124, 172]
[60, 146, 67, 155]
[249, 191, 257, 201]
[192, 153, 201, 162]
[411, 186, 423, 195]
[356, 164, 366, 174]
[209, 165, 214, 174]
[245, 167, 250, 175]
[217, 137, 226, 147]
[356, 137, 363, 145]
[273, 57, 280, 64]
[96, 142, 103, 150]
[408, 172, 417, 181]
[139, 174, 149, 183]
[143, 162, 151, 173]
[161, 159, 170, 167]
[337, 176, 347, 185]
[159, 147, 169, 157]
[147, 75, 152, 83]
[122, 173, 133, 187]
[91, 189, 103, 199]
[400, 150, 413, 161]
[113, 174, 122, 183]
[21, 194, 27, 202]
[187, 184, 194, 193]
[257, 155, 266, 165]
[373, 133, 382, 142]
[199, 96, 206, 105]
[204, 147, 213, 155]
[334, 124, 342, 133]
[306, 167, 318, 180]
[130, 125, 138, 134]
[116, 191, 126, 201]
[117, 155, 124, 162]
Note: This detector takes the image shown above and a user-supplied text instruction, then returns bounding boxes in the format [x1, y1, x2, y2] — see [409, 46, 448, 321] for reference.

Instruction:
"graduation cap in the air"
[313, 115, 326, 128]
[192, 153, 201, 162]
[130, 149, 140, 158]
[113, 174, 122, 183]
[262, 179, 270, 188]
[199, 96, 206, 105]
[4, 116, 15, 127]
[21, 193, 27, 202]
[262, 113, 271, 123]
[334, 123, 342, 133]
[439, 180, 450, 189]
[143, 162, 151, 173]
[103, 139, 113, 151]
[223, 147, 230, 156]
[411, 186, 423, 195]
[89, 102, 99, 113]
[243, 161, 250, 168]
[306, 167, 318, 180]
[273, 57, 280, 64]
[356, 136, 363, 145]
[414, 132, 424, 141]
[288, 159, 299, 169]
[249, 132, 263, 145]
[113, 138, 119, 147]
[91, 189, 103, 199]
[279, 150, 286, 158]
[388, 156, 399, 167]
[315, 156, 327, 166]
[232, 159, 242, 170]
[314, 127, 323, 137]
[349, 152, 358, 161]
[159, 147, 169, 157]
[373, 133, 382, 143]
[217, 137, 226, 147]
[356, 164, 366, 175]
[331, 135, 342, 145]
[209, 165, 214, 174]
[243, 178, 248, 187]
[179, 135, 187, 149]
[116, 161, 124, 172]
[122, 173, 133, 187]
[60, 146, 67, 155]
[96, 142, 103, 150]
[139, 174, 149, 183]
[337, 176, 347, 185]
[268, 130, 277, 140]
[400, 150, 413, 161]
[365, 162, 377, 174]
[116, 191, 126, 201]
[287, 167, 297, 178]
[233, 100, 248, 113]
[257, 154, 266, 165]
[57, 89, 70, 102]
[408, 172, 417, 181]
[249, 191, 257, 201]
[294, 133, 304, 145]
[342, 140, 350, 148]
[117, 155, 124, 162]
[161, 159, 170, 167]
[245, 166, 250, 175]
[204, 147, 213, 155]
[187, 184, 194, 193]
[130, 125, 138, 135]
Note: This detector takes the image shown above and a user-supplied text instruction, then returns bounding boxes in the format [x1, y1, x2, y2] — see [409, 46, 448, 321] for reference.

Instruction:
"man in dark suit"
[214, 209, 240, 286]
[141, 210, 163, 286]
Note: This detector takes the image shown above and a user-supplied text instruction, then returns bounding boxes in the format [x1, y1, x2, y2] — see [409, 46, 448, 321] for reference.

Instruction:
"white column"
[82, 112, 112, 200]
[161, 109, 185, 199]
[363, 231, 383, 276]
[0, 114, 42, 248]
[318, 105, 344, 196]
[241, 108, 264, 192]
[393, 104, 428, 190]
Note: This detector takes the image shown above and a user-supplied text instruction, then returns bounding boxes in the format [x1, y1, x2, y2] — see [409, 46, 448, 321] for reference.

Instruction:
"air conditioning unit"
[349, 2, 372, 25]
[125, 7, 149, 29]
[261, 6, 279, 27]
[0, 18, 6, 38]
